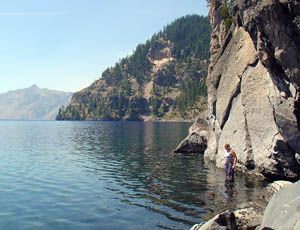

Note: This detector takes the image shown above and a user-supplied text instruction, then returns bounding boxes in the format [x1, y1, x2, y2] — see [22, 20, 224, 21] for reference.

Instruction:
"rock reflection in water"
[224, 182, 237, 203]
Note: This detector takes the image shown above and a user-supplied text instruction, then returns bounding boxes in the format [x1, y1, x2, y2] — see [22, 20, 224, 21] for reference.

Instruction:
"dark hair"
[224, 144, 230, 148]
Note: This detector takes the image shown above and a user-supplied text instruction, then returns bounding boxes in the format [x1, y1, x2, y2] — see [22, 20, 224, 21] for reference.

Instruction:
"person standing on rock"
[224, 144, 237, 182]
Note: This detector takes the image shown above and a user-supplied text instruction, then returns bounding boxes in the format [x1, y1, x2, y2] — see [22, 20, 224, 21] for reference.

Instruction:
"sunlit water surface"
[0, 121, 267, 230]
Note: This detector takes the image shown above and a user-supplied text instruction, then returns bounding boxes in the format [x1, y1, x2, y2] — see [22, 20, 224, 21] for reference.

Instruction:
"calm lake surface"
[0, 121, 267, 230]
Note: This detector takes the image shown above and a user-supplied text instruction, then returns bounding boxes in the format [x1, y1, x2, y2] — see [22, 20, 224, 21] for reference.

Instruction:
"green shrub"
[221, 2, 233, 30]
[221, 5, 229, 19]
[225, 18, 233, 29]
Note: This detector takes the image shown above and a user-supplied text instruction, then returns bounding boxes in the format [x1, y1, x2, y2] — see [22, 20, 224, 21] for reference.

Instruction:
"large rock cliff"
[205, 0, 300, 180]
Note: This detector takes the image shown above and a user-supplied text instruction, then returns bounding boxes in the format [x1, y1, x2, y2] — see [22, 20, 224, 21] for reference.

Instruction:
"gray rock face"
[173, 119, 208, 154]
[264, 180, 293, 202]
[205, 0, 300, 180]
[259, 180, 300, 229]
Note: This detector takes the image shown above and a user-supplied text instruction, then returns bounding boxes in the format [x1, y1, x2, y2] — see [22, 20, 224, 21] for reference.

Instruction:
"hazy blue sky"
[0, 0, 208, 93]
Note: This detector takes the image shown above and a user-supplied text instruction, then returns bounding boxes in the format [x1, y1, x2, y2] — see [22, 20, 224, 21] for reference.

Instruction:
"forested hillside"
[57, 15, 210, 121]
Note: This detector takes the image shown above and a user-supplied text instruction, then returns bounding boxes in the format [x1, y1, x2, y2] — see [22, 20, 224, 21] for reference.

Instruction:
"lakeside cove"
[0, 121, 269, 229]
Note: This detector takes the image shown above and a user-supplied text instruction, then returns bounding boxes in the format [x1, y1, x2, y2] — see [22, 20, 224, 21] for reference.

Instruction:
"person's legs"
[226, 162, 234, 181]
[225, 162, 230, 181]
[228, 162, 234, 181]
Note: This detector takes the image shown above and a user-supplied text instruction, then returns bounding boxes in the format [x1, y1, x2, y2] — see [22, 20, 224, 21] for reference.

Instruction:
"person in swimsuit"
[224, 144, 237, 182]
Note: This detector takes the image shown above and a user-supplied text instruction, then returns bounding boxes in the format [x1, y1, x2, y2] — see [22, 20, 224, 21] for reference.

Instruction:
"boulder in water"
[264, 180, 293, 202]
[173, 119, 208, 154]
[259, 180, 300, 229]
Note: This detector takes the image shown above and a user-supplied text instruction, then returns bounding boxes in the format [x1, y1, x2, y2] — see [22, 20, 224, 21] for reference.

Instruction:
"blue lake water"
[0, 121, 267, 230]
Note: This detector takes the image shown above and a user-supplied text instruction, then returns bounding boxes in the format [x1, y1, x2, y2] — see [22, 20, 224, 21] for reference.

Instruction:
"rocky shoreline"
[172, 119, 300, 229]
[190, 180, 299, 230]
[174, 0, 300, 228]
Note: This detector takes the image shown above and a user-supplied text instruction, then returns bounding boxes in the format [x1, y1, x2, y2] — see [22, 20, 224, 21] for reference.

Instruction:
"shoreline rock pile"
[191, 180, 299, 230]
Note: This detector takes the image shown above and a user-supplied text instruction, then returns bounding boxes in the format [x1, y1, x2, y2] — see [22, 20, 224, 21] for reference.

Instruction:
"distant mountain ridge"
[57, 15, 210, 121]
[0, 85, 72, 120]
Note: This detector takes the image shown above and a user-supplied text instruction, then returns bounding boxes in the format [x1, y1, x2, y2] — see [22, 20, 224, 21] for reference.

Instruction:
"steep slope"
[0, 85, 72, 120]
[57, 15, 210, 121]
[204, 0, 300, 180]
